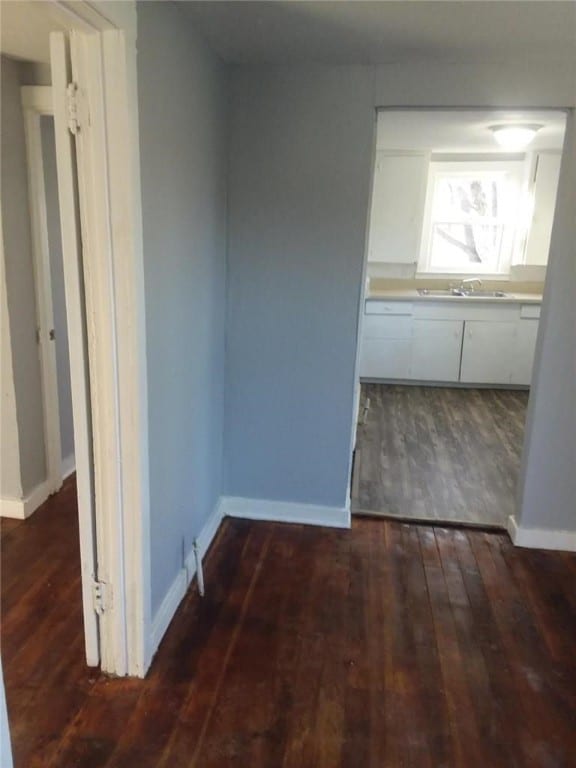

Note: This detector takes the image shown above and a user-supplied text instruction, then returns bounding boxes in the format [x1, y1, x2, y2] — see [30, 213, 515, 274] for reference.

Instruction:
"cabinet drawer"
[412, 319, 463, 339]
[363, 315, 413, 339]
[520, 304, 541, 319]
[365, 300, 413, 316]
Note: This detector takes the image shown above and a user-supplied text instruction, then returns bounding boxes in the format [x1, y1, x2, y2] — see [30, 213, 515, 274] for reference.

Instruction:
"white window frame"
[417, 158, 525, 278]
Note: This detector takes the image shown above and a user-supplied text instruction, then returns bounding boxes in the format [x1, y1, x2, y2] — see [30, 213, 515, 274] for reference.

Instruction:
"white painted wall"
[0, 217, 22, 500]
[41, 115, 75, 469]
[0, 56, 46, 496]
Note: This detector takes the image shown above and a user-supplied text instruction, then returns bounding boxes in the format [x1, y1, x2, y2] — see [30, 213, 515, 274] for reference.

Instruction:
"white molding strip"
[147, 492, 351, 664]
[148, 499, 225, 664]
[508, 515, 576, 552]
[220, 495, 351, 529]
[0, 499, 25, 520]
[62, 454, 76, 480]
[0, 480, 52, 520]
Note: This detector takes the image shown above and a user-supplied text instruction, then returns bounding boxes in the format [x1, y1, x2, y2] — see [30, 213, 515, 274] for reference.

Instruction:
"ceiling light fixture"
[489, 124, 543, 150]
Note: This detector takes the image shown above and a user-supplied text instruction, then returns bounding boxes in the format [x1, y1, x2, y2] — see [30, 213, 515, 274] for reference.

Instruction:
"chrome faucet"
[460, 277, 483, 293]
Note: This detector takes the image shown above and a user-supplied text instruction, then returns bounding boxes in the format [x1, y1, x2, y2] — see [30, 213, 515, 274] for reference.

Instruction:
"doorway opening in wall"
[1, 41, 102, 696]
[351, 108, 567, 529]
[1, 17, 149, 757]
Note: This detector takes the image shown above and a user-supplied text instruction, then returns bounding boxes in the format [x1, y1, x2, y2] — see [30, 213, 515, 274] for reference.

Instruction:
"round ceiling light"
[489, 124, 543, 150]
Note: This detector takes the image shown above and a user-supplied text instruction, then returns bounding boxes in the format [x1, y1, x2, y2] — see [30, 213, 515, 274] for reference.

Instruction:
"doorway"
[1, 0, 150, 688]
[21, 87, 77, 498]
[1, 54, 101, 672]
[352, 108, 567, 528]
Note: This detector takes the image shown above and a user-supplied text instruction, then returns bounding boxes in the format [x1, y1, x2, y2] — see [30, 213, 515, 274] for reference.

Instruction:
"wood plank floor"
[3, 483, 576, 767]
[352, 384, 529, 527]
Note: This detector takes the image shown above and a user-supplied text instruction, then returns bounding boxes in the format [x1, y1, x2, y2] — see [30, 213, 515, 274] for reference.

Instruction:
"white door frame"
[21, 86, 64, 497]
[46, 1, 151, 677]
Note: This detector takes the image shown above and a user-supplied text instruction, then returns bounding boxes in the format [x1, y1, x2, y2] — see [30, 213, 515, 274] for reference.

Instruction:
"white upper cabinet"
[523, 152, 562, 266]
[367, 152, 429, 264]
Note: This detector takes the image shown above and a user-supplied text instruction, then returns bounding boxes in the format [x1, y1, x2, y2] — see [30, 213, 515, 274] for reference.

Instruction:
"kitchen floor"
[352, 384, 529, 527]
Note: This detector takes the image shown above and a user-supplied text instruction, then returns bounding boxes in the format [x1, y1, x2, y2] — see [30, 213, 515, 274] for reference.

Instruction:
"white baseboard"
[0, 497, 25, 519]
[220, 495, 351, 529]
[62, 454, 76, 480]
[148, 499, 224, 663]
[0, 480, 52, 520]
[147, 492, 351, 665]
[508, 515, 576, 552]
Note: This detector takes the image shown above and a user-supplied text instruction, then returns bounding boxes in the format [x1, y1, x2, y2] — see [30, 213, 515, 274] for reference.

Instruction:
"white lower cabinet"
[360, 299, 541, 386]
[360, 307, 412, 379]
[511, 319, 539, 386]
[460, 321, 517, 385]
[410, 320, 463, 382]
[360, 338, 411, 379]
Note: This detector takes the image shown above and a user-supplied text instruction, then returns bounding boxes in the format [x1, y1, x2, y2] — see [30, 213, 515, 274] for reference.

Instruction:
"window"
[418, 160, 524, 275]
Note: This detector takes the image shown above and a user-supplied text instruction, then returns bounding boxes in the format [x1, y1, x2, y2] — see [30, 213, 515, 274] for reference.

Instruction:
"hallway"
[2, 488, 576, 767]
[352, 384, 529, 527]
[1, 477, 95, 767]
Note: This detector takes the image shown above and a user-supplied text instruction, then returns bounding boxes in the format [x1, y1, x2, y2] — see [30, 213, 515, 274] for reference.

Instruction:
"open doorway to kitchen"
[352, 108, 567, 528]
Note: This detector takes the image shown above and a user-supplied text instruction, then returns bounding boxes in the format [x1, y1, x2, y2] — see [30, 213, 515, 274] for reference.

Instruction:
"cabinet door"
[411, 320, 464, 382]
[524, 153, 562, 266]
[360, 338, 411, 379]
[460, 321, 516, 385]
[368, 152, 429, 264]
[511, 319, 539, 386]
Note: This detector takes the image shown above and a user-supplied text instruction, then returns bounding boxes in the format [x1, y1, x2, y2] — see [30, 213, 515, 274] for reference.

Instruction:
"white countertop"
[366, 288, 543, 304]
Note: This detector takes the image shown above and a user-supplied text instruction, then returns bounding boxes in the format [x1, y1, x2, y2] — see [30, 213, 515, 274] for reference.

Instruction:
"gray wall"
[1, 234, 21, 500]
[224, 56, 576, 516]
[226, 66, 374, 509]
[137, 2, 228, 614]
[41, 116, 74, 465]
[517, 112, 576, 532]
[0, 56, 46, 495]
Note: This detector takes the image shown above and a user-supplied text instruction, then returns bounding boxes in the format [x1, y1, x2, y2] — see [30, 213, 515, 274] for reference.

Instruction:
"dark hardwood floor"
[352, 384, 530, 527]
[3, 480, 576, 767]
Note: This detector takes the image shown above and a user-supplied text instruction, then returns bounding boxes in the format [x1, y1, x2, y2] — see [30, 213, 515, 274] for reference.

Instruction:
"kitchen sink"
[417, 288, 464, 297]
[461, 290, 508, 298]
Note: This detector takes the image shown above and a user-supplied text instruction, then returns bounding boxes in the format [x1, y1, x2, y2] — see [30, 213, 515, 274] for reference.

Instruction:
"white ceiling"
[376, 110, 567, 152]
[184, 1, 576, 66]
[0, 1, 67, 64]
[3, 1, 573, 69]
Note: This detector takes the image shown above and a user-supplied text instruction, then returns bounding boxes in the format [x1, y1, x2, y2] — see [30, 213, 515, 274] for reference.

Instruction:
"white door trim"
[46, 1, 150, 678]
[21, 86, 63, 496]
[50, 34, 101, 668]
